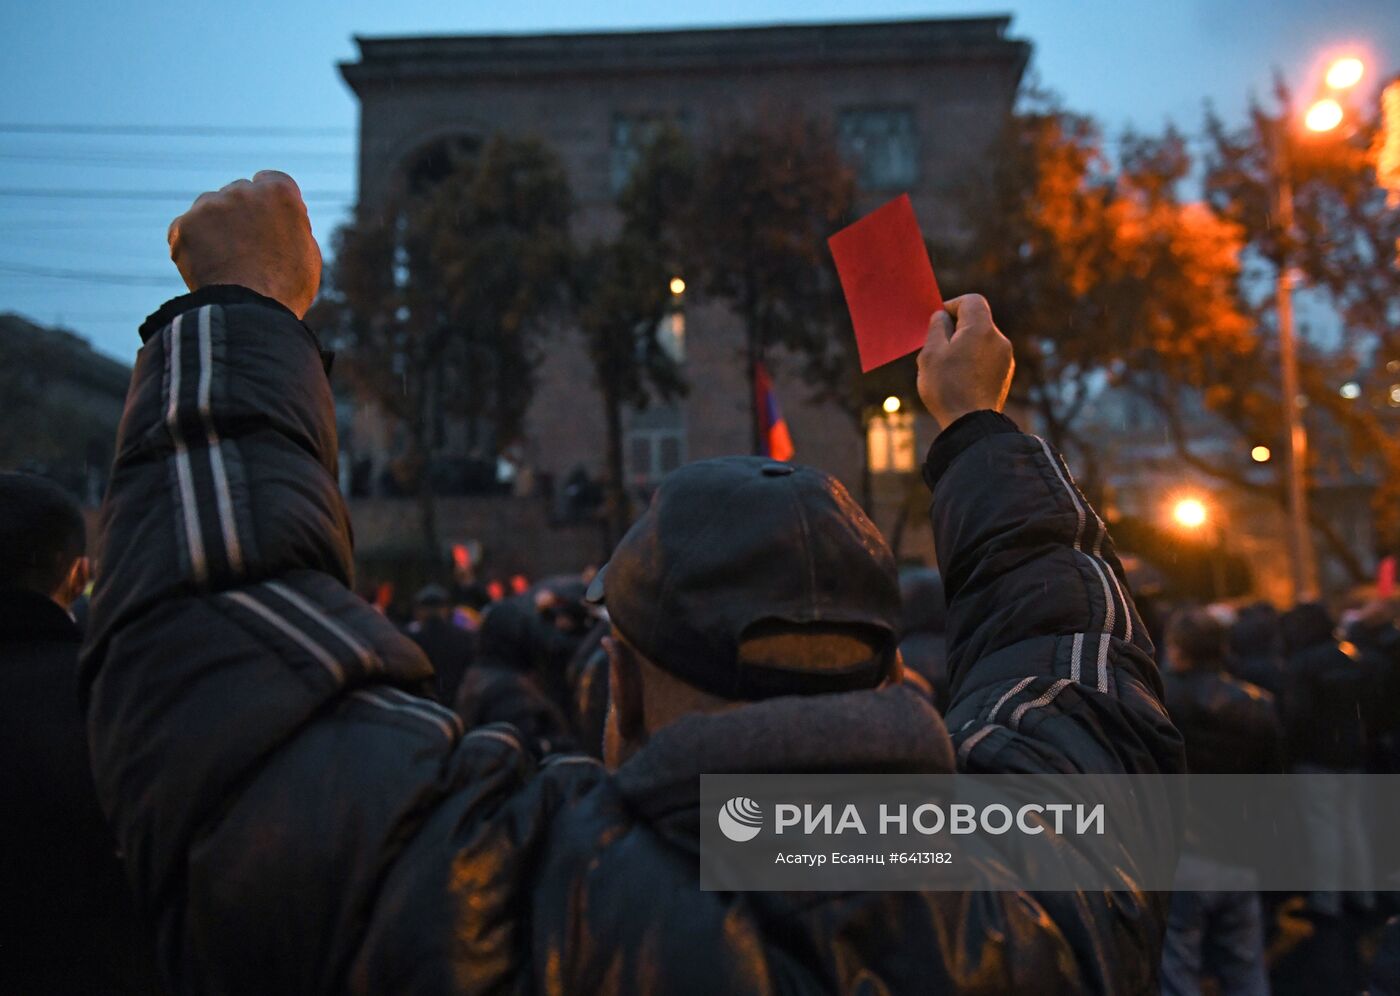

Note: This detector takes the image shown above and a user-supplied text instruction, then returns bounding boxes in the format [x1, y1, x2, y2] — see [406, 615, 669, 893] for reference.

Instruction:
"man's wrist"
[139, 284, 298, 342]
[921, 410, 1021, 492]
[138, 284, 335, 376]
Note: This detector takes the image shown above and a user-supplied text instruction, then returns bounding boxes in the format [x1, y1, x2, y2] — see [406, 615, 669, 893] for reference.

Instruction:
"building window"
[610, 112, 687, 194]
[626, 404, 686, 486]
[867, 411, 917, 473]
[838, 107, 918, 190]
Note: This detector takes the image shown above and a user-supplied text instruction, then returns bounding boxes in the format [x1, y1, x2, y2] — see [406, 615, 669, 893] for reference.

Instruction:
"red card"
[828, 194, 943, 372]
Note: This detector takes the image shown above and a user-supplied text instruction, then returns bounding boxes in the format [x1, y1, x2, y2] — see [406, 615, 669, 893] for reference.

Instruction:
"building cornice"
[340, 17, 1029, 92]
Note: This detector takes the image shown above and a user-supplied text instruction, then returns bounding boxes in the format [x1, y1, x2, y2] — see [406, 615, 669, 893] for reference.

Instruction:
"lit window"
[839, 107, 918, 190]
[657, 311, 685, 364]
[867, 411, 917, 473]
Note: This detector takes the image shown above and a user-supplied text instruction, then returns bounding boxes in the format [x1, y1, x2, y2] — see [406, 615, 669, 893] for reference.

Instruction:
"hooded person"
[82, 172, 1184, 994]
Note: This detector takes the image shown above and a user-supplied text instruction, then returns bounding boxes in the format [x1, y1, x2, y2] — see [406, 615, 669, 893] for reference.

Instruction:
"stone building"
[337, 17, 1029, 570]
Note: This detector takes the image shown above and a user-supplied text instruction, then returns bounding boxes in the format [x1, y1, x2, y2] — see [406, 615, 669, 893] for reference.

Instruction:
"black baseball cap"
[585, 457, 901, 700]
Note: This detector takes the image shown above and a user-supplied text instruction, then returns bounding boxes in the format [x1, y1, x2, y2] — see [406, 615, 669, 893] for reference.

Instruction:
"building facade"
[338, 17, 1029, 568]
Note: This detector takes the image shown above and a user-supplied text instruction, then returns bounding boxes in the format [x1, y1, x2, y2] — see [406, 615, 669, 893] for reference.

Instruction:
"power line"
[0, 187, 353, 202]
[0, 151, 354, 168]
[0, 123, 352, 137]
[0, 260, 179, 286]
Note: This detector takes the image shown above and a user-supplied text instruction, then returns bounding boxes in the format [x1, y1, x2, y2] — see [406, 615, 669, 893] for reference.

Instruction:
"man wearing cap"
[405, 583, 475, 705]
[84, 173, 1183, 993]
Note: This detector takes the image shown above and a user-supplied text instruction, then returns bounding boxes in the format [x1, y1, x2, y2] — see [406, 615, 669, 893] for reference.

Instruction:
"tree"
[314, 135, 573, 565]
[571, 127, 695, 546]
[933, 100, 1251, 501]
[1141, 92, 1400, 579]
[687, 118, 855, 454]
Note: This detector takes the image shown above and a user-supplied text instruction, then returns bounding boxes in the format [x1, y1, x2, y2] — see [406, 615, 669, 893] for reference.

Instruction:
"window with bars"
[626, 405, 686, 486]
[610, 111, 688, 194]
[838, 106, 918, 190]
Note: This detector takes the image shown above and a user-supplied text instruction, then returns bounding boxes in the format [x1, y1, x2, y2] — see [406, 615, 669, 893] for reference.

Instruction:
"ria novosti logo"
[718, 797, 764, 842]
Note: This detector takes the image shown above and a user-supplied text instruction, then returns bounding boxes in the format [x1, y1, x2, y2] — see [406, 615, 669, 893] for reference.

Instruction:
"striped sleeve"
[926, 430, 1180, 777]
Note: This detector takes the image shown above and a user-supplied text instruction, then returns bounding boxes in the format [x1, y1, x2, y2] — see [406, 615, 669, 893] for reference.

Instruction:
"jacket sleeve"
[923, 412, 1183, 778]
[921, 412, 1185, 995]
[82, 292, 596, 994]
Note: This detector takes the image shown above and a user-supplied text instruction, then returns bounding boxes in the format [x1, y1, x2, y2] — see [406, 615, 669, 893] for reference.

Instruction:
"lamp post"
[1268, 132, 1317, 602]
[1263, 55, 1366, 603]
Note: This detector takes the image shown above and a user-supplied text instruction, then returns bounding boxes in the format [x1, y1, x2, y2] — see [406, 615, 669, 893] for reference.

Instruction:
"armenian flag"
[754, 360, 795, 462]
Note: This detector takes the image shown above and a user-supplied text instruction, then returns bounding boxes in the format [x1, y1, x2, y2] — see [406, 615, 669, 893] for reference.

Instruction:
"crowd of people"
[2, 170, 1399, 994]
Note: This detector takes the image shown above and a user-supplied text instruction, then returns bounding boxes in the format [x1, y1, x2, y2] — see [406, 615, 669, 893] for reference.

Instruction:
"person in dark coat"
[1228, 601, 1287, 697]
[1159, 606, 1283, 996]
[81, 173, 1184, 993]
[1279, 602, 1374, 921]
[0, 472, 156, 994]
[404, 583, 475, 705]
[897, 567, 950, 711]
[453, 594, 573, 754]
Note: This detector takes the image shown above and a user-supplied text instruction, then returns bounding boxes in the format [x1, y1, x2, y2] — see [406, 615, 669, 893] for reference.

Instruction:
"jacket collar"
[0, 588, 79, 642]
[611, 684, 953, 851]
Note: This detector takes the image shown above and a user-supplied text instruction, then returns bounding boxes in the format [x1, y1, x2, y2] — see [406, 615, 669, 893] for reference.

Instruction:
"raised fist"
[167, 170, 322, 318]
[916, 294, 1014, 429]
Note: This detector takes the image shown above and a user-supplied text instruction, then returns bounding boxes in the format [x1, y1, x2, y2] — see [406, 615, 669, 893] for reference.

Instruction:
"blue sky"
[2, 0, 1396, 363]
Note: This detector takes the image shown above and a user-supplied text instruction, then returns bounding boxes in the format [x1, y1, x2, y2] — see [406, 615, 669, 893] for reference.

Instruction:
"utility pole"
[1269, 109, 1320, 602]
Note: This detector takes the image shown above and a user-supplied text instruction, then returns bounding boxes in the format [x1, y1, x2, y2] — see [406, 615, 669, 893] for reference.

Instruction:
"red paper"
[828, 194, 943, 372]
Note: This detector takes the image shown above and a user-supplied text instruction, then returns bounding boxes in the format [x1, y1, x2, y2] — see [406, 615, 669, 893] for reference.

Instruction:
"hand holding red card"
[828, 194, 943, 373]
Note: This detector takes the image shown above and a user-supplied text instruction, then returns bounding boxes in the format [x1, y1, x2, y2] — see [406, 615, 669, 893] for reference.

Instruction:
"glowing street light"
[881, 396, 901, 414]
[1306, 98, 1345, 133]
[1340, 381, 1361, 399]
[1173, 498, 1208, 529]
[1325, 56, 1365, 91]
[1251, 445, 1272, 463]
[669, 276, 686, 295]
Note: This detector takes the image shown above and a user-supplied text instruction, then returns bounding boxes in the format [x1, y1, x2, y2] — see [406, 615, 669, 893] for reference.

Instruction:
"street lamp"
[1173, 497, 1208, 529]
[1305, 98, 1345, 133]
[1326, 56, 1365, 90]
[882, 395, 901, 414]
[1170, 496, 1227, 598]
[669, 276, 686, 296]
[1264, 54, 1364, 602]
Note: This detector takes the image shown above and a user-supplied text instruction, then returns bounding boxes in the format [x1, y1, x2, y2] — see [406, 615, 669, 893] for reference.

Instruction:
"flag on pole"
[754, 360, 795, 461]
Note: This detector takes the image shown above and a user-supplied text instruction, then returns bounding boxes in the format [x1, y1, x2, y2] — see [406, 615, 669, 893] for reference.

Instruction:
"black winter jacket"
[83, 290, 1183, 994]
[1163, 668, 1284, 867]
[1163, 669, 1283, 777]
[0, 589, 157, 993]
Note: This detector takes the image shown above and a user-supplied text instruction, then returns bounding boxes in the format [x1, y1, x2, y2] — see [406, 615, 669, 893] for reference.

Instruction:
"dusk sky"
[2, 0, 1397, 363]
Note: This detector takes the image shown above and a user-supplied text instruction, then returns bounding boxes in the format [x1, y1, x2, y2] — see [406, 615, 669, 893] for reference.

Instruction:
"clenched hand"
[916, 294, 1014, 429]
[167, 170, 322, 318]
